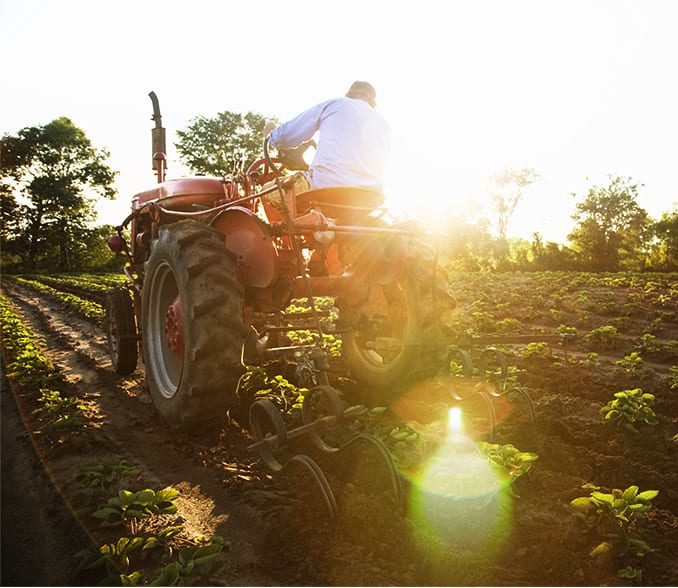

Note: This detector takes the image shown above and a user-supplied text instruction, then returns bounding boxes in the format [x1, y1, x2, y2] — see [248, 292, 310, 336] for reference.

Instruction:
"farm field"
[1, 271, 677, 586]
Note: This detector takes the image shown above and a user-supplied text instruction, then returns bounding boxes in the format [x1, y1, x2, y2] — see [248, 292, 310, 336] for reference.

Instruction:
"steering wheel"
[246, 156, 287, 186]
[246, 137, 287, 185]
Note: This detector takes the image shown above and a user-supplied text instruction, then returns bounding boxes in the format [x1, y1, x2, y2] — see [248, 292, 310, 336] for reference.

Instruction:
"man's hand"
[263, 120, 276, 137]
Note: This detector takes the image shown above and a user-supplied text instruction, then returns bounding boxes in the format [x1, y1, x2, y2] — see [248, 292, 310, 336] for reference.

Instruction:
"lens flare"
[447, 406, 463, 434]
[408, 407, 513, 552]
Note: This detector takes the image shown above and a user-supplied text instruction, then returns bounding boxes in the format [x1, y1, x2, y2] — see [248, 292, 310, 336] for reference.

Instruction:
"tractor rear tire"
[341, 250, 454, 400]
[341, 274, 421, 390]
[141, 220, 245, 431]
[105, 288, 138, 375]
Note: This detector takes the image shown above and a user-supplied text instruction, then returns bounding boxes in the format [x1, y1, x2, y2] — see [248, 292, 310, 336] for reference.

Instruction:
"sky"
[2, 0, 677, 243]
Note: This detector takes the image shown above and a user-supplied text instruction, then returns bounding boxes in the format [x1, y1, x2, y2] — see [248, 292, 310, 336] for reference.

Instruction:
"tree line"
[2, 115, 677, 274]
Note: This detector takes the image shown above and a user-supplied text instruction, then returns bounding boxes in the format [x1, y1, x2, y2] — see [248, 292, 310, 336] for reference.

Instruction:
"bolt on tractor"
[105, 93, 570, 517]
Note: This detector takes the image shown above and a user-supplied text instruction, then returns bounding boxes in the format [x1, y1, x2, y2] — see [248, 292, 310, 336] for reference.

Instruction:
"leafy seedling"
[570, 484, 657, 560]
[600, 388, 658, 431]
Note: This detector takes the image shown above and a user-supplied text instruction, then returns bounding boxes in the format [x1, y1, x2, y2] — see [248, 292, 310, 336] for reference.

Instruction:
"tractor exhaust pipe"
[149, 91, 167, 183]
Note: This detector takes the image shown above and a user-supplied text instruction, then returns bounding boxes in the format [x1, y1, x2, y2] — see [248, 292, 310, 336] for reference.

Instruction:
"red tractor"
[106, 92, 454, 432]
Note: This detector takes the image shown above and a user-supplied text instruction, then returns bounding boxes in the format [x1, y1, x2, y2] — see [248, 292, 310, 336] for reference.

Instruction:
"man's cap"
[346, 81, 377, 106]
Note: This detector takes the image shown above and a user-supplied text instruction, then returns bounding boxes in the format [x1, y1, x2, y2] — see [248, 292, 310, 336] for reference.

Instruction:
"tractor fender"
[210, 206, 278, 288]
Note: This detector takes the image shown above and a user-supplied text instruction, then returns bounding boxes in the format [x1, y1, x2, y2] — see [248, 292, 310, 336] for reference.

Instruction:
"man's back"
[268, 91, 390, 191]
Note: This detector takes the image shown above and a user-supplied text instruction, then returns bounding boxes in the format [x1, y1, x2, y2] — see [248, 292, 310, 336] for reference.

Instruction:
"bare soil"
[1, 274, 677, 586]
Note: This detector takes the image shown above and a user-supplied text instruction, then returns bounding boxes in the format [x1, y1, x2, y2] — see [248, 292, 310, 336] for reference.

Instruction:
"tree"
[530, 232, 578, 271]
[568, 176, 649, 271]
[488, 166, 538, 241]
[175, 111, 275, 176]
[1, 118, 117, 271]
[648, 206, 678, 270]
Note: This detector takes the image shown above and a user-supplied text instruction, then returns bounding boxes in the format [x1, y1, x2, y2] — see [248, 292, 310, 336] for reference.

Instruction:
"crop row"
[0, 294, 94, 443]
[8, 276, 106, 327]
[0, 292, 226, 585]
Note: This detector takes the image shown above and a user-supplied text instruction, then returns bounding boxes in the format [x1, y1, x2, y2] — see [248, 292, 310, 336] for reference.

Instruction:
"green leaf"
[636, 489, 659, 502]
[628, 537, 654, 554]
[570, 497, 594, 510]
[155, 488, 180, 503]
[591, 491, 614, 506]
[143, 537, 161, 551]
[622, 485, 639, 501]
[612, 498, 627, 512]
[618, 565, 642, 580]
[148, 563, 180, 586]
[178, 543, 222, 568]
[134, 489, 156, 505]
[515, 452, 539, 463]
[125, 508, 149, 520]
[124, 537, 145, 553]
[590, 541, 613, 557]
[115, 489, 135, 504]
[502, 444, 519, 456]
[92, 507, 123, 524]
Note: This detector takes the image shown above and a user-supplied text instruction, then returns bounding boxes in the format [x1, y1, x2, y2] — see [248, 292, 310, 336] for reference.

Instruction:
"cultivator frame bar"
[246, 351, 402, 521]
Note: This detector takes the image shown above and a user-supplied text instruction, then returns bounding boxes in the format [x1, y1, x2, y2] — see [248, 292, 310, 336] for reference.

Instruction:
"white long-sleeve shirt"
[268, 97, 390, 191]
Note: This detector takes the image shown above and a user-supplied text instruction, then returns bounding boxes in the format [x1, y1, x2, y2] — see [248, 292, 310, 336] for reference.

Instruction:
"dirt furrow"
[1, 283, 282, 586]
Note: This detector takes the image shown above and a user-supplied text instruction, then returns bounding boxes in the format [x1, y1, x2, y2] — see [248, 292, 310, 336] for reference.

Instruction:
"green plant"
[257, 373, 306, 420]
[638, 333, 661, 354]
[556, 324, 578, 336]
[1, 295, 91, 443]
[618, 565, 643, 581]
[149, 541, 225, 586]
[384, 422, 442, 471]
[92, 488, 180, 535]
[584, 325, 618, 350]
[76, 531, 225, 586]
[614, 352, 644, 374]
[670, 365, 678, 390]
[74, 459, 141, 493]
[478, 442, 539, 487]
[1, 296, 64, 387]
[32, 387, 91, 440]
[521, 342, 553, 360]
[600, 388, 658, 431]
[570, 484, 658, 558]
[581, 352, 600, 368]
[496, 317, 523, 333]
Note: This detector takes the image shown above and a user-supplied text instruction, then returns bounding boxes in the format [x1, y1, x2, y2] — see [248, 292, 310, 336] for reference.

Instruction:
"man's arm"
[268, 99, 333, 149]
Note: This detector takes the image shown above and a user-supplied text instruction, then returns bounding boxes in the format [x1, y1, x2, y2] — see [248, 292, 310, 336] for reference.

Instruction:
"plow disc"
[248, 384, 402, 522]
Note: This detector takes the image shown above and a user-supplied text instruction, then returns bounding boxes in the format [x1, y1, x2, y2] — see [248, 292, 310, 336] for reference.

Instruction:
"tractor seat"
[295, 186, 385, 219]
[260, 173, 385, 222]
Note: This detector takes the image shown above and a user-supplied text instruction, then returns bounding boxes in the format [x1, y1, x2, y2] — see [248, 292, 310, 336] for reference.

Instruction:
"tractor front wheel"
[141, 220, 245, 431]
[105, 288, 138, 375]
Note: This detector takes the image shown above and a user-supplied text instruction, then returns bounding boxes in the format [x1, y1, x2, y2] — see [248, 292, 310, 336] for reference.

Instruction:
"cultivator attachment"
[246, 351, 402, 522]
[246, 334, 575, 520]
[443, 334, 575, 440]
[444, 345, 536, 442]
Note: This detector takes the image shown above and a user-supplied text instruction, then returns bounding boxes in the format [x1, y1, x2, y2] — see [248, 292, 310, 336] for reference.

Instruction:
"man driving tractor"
[263, 81, 390, 192]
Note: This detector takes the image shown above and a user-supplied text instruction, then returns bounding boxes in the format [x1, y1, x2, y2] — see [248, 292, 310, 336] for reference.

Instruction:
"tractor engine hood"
[133, 177, 227, 212]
